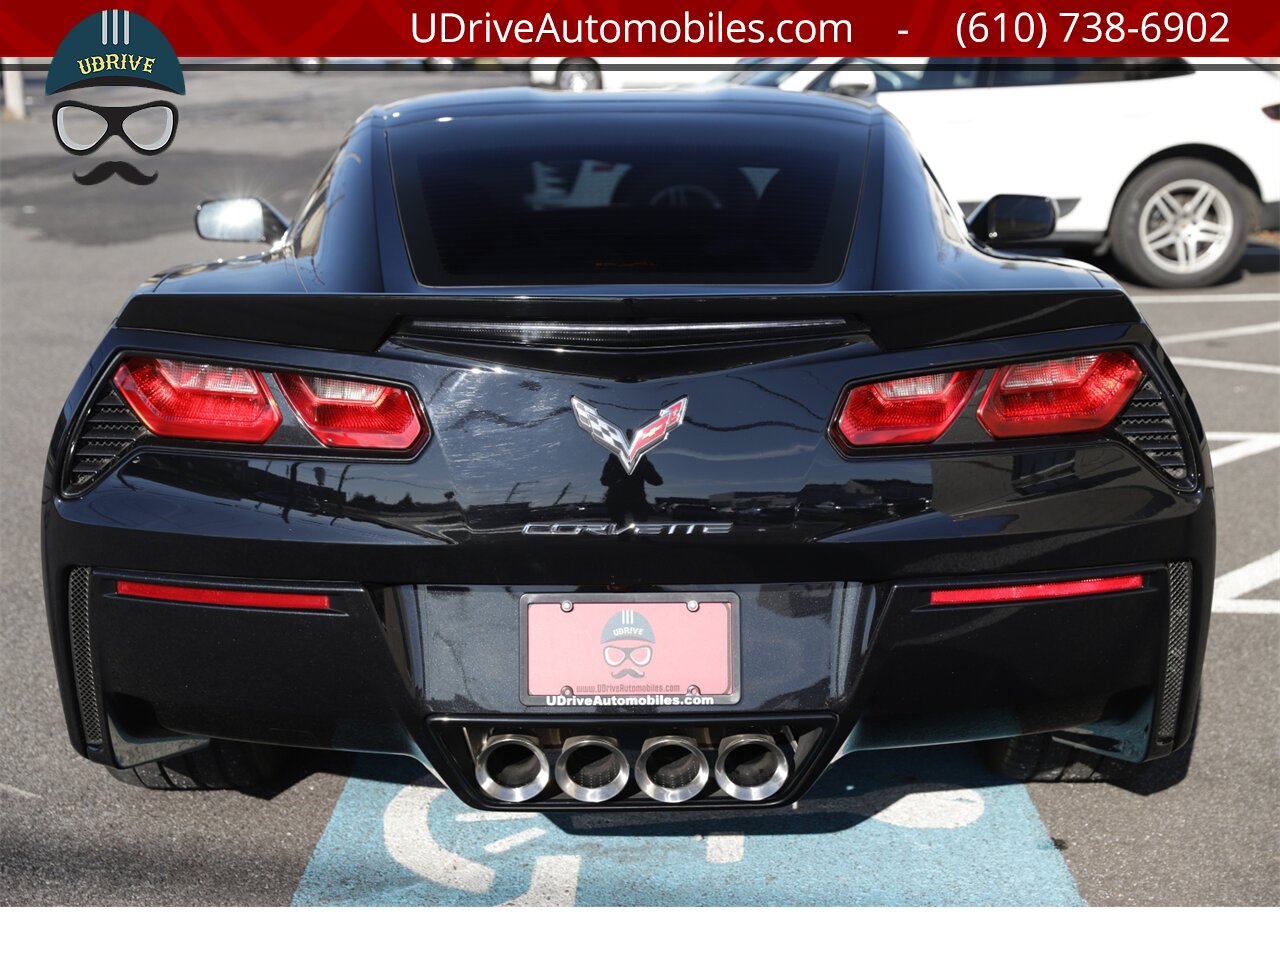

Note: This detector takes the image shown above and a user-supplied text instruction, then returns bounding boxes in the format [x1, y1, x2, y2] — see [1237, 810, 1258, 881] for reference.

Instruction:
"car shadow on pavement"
[1242, 239, 1280, 267]
[1236, 240, 1280, 278]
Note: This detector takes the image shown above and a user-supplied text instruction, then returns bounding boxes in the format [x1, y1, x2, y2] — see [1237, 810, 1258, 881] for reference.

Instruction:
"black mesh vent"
[1156, 561, 1192, 744]
[68, 566, 102, 748]
[63, 386, 148, 496]
[1113, 379, 1194, 489]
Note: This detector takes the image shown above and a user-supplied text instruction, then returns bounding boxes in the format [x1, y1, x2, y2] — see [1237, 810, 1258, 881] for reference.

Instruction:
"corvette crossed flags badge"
[570, 397, 688, 475]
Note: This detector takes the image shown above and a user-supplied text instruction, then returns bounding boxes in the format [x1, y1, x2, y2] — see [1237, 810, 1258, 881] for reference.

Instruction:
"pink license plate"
[521, 593, 739, 707]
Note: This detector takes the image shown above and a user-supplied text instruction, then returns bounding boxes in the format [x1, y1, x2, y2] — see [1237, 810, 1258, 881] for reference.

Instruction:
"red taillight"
[977, 352, 1142, 439]
[930, 575, 1144, 606]
[834, 369, 981, 446]
[276, 373, 425, 450]
[116, 580, 331, 610]
[114, 357, 281, 443]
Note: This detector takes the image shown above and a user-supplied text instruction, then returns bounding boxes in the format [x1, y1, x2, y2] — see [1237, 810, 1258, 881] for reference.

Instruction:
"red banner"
[2, 0, 1278, 57]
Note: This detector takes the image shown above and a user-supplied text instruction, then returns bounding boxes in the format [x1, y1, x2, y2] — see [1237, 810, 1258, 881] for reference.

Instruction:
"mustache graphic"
[611, 668, 645, 679]
[73, 161, 158, 186]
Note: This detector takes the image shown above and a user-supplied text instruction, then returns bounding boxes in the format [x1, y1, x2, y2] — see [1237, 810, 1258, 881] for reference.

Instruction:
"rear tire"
[986, 715, 1198, 785]
[983, 735, 1131, 783]
[105, 741, 288, 791]
[1110, 158, 1250, 288]
[556, 59, 601, 92]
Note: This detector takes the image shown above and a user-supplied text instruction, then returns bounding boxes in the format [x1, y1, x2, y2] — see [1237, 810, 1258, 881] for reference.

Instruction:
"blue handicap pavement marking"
[292, 744, 1083, 906]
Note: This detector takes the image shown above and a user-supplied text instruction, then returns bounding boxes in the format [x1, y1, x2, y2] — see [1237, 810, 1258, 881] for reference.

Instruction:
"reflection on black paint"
[601, 456, 663, 525]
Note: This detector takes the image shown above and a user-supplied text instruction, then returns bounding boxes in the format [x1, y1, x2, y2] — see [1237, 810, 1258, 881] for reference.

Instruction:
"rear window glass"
[389, 112, 867, 286]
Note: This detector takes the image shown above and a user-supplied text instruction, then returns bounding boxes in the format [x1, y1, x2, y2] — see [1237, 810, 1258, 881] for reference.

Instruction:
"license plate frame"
[520, 592, 740, 708]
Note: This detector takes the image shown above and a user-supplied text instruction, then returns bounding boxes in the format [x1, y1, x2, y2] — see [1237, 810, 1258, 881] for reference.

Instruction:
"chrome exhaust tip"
[635, 735, 710, 804]
[714, 733, 789, 802]
[475, 733, 551, 803]
[554, 735, 630, 803]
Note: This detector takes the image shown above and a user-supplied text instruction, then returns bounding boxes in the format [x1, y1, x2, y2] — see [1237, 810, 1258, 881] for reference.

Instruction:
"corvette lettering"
[522, 522, 733, 536]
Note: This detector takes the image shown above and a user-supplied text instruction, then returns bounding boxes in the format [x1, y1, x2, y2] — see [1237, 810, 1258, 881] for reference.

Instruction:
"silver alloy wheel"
[1138, 178, 1234, 276]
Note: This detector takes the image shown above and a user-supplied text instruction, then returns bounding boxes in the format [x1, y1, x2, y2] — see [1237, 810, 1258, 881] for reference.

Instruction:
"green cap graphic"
[46, 10, 185, 95]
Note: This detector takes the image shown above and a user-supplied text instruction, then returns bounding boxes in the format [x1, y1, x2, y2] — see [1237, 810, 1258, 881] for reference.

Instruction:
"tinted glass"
[864, 58, 982, 92]
[988, 58, 1100, 86]
[988, 57, 1191, 87]
[389, 112, 867, 286]
[735, 57, 814, 87]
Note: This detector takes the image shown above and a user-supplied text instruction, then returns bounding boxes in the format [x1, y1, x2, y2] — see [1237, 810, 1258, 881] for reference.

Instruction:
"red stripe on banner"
[2, 1, 1278, 57]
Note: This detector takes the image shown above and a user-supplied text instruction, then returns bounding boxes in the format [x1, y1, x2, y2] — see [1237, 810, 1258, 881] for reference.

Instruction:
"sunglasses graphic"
[603, 644, 653, 668]
[53, 100, 178, 156]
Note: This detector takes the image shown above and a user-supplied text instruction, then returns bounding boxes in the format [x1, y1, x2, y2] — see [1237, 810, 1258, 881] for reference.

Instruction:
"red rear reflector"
[116, 580, 331, 610]
[834, 369, 981, 446]
[977, 352, 1142, 439]
[277, 373, 425, 450]
[114, 357, 281, 443]
[930, 574, 1144, 606]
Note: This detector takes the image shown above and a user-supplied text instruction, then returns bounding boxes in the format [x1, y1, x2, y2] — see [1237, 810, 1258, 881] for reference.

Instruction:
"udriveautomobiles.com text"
[411, 11, 854, 46]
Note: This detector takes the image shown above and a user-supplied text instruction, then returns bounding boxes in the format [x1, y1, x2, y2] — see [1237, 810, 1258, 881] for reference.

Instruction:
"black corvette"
[42, 87, 1212, 809]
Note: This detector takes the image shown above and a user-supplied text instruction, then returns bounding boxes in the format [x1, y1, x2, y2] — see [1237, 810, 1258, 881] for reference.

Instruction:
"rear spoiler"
[117, 290, 1139, 354]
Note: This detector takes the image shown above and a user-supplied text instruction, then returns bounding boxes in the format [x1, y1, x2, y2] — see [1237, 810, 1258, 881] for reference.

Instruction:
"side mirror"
[195, 198, 288, 243]
[828, 67, 877, 98]
[967, 195, 1057, 244]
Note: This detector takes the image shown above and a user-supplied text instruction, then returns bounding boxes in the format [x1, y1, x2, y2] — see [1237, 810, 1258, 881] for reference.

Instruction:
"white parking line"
[1170, 356, 1280, 375]
[499, 856, 580, 907]
[0, 782, 40, 801]
[1213, 551, 1280, 615]
[384, 783, 494, 893]
[1161, 321, 1280, 344]
[706, 833, 745, 863]
[455, 810, 539, 823]
[484, 827, 546, 854]
[1131, 293, 1280, 304]
[1206, 432, 1280, 467]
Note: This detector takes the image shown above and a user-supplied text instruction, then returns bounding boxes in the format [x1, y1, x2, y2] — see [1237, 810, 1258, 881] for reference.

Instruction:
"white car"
[528, 57, 742, 93]
[741, 57, 1280, 287]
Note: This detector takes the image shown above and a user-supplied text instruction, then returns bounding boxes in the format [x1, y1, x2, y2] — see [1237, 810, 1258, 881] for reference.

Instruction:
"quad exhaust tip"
[475, 733, 551, 803]
[474, 729, 789, 805]
[554, 735, 630, 803]
[635, 735, 711, 804]
[714, 733, 789, 802]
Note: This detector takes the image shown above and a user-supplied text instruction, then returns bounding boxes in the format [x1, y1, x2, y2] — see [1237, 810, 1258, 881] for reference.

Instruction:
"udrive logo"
[46, 10, 185, 186]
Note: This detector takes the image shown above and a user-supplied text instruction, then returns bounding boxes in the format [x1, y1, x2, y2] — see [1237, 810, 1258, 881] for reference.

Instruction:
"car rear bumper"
[48, 540, 1210, 809]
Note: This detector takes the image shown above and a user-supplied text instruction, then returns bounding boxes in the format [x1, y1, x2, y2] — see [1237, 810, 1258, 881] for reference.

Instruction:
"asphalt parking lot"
[1, 68, 1276, 907]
